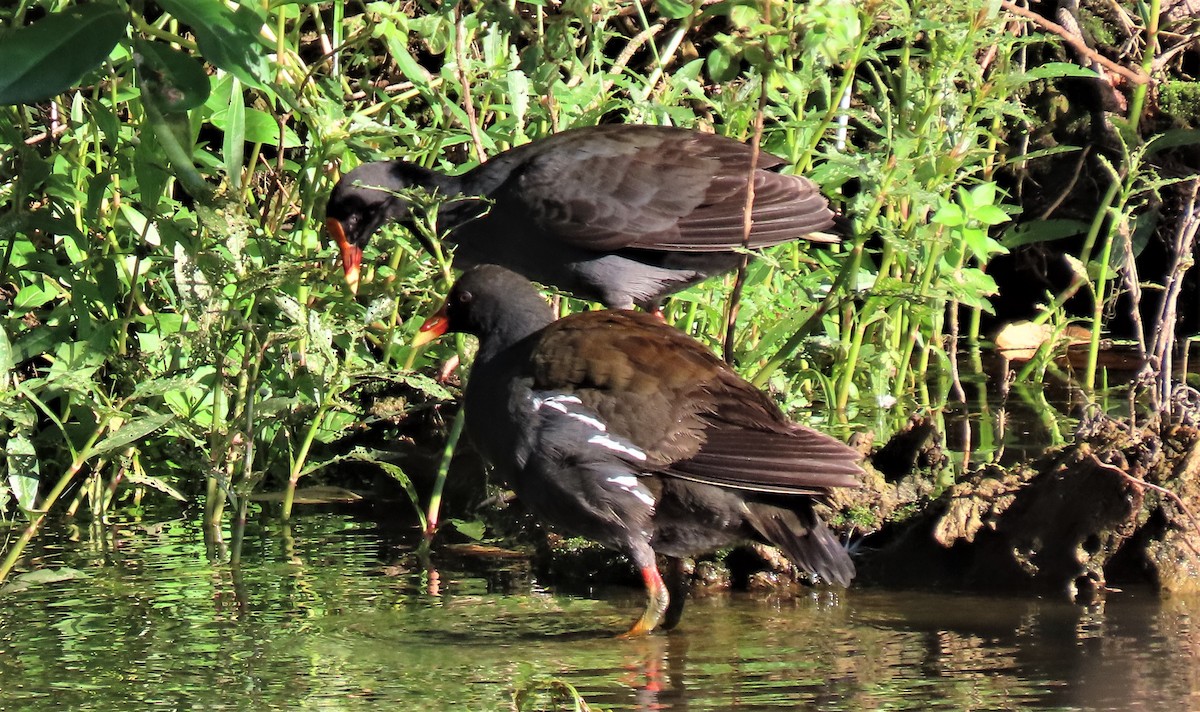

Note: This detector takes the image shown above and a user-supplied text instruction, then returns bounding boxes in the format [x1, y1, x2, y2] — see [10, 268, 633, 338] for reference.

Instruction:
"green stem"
[425, 404, 467, 540]
[282, 405, 328, 520]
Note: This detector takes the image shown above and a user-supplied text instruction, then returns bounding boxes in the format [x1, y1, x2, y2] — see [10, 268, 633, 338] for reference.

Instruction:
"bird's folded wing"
[665, 424, 863, 495]
[507, 129, 834, 252]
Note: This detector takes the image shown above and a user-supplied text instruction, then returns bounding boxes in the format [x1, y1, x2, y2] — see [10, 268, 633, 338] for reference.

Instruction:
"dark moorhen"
[413, 265, 863, 636]
[326, 124, 837, 308]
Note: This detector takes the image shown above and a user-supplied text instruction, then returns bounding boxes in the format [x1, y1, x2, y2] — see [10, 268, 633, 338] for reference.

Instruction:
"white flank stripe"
[589, 434, 646, 460]
[607, 474, 655, 507]
[533, 394, 607, 431]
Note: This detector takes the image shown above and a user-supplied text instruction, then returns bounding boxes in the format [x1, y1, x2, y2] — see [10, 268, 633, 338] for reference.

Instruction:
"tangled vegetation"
[0, 0, 1196, 582]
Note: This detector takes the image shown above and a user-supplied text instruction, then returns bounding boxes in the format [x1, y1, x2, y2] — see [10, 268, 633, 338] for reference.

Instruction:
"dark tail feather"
[744, 503, 855, 587]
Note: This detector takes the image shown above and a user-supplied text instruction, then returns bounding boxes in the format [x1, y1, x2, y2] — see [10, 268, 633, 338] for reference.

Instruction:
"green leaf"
[373, 460, 428, 530]
[446, 518, 486, 541]
[707, 45, 739, 83]
[1004, 219, 1088, 247]
[156, 0, 269, 89]
[123, 470, 187, 502]
[88, 412, 174, 459]
[972, 203, 1011, 226]
[657, 0, 695, 19]
[1146, 129, 1200, 154]
[13, 282, 58, 310]
[389, 42, 433, 89]
[224, 78, 246, 191]
[932, 202, 964, 228]
[6, 433, 40, 511]
[1018, 62, 1099, 81]
[967, 182, 997, 209]
[134, 39, 211, 112]
[729, 4, 759, 28]
[0, 323, 12, 392]
[0, 4, 128, 105]
[210, 105, 300, 147]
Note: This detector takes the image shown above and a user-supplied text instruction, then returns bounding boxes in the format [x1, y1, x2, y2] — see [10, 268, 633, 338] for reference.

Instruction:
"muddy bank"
[850, 401, 1200, 599]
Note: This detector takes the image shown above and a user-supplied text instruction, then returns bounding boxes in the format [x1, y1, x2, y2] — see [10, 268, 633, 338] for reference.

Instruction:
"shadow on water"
[2, 511, 1200, 711]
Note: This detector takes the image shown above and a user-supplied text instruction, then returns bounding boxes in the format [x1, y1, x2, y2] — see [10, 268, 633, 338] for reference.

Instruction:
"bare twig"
[454, 8, 487, 163]
[723, 0, 773, 365]
[1090, 455, 1200, 561]
[1151, 180, 1200, 414]
[999, 0, 1150, 85]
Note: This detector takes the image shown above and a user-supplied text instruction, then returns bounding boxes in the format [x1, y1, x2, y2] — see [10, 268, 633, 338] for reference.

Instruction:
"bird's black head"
[413, 266, 555, 353]
[326, 161, 441, 293]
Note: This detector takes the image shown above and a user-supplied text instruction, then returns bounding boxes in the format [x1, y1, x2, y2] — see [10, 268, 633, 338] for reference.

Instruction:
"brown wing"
[527, 311, 861, 495]
[497, 125, 837, 252]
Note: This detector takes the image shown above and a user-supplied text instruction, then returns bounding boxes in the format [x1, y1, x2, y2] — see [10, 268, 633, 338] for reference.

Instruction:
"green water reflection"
[1, 513, 1198, 710]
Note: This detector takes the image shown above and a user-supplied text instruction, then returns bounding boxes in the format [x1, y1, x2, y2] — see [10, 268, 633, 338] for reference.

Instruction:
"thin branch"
[1090, 455, 1200, 562]
[999, 0, 1150, 85]
[454, 8, 487, 163]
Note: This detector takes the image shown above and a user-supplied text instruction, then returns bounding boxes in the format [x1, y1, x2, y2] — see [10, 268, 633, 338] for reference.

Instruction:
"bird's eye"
[456, 290, 473, 304]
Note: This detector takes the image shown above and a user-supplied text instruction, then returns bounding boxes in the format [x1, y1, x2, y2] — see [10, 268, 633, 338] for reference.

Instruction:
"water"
[2, 512, 1198, 711]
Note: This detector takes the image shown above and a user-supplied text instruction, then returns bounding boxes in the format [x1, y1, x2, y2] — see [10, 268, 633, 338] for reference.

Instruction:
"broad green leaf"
[132, 374, 205, 399]
[210, 106, 301, 147]
[657, 0, 695, 19]
[1004, 219, 1088, 247]
[932, 203, 964, 228]
[1146, 129, 1200, 154]
[1018, 62, 1099, 81]
[389, 41, 433, 89]
[0, 4, 128, 105]
[88, 412, 174, 459]
[13, 282, 58, 310]
[707, 45, 739, 83]
[729, 4, 759, 28]
[972, 204, 1011, 226]
[134, 131, 170, 216]
[967, 182, 997, 209]
[224, 78, 246, 191]
[446, 518, 486, 541]
[134, 39, 211, 112]
[156, 0, 269, 89]
[6, 433, 40, 511]
[124, 470, 187, 502]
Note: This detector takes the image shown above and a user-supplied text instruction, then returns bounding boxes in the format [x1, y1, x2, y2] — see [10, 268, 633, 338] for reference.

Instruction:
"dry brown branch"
[1090, 455, 1200, 561]
[999, 0, 1150, 85]
[454, 8, 487, 163]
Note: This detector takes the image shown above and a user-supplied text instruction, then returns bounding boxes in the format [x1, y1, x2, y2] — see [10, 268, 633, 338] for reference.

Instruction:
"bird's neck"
[474, 309, 553, 366]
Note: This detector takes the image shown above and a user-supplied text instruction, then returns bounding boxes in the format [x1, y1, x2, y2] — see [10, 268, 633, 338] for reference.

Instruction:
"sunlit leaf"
[6, 433, 40, 512]
[156, 0, 269, 89]
[88, 413, 175, 459]
[446, 518, 487, 540]
[657, 0, 695, 19]
[0, 324, 10, 391]
[707, 45, 739, 83]
[1004, 219, 1088, 247]
[123, 470, 188, 502]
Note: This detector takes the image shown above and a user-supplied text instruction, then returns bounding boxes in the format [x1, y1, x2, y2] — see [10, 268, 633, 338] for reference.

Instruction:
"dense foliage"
[1, 0, 1195, 579]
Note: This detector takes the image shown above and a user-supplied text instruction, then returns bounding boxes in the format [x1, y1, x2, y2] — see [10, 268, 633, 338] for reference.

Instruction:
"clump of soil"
[855, 396, 1200, 600]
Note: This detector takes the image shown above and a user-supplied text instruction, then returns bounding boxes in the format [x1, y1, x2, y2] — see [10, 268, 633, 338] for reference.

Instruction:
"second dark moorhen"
[413, 265, 863, 636]
[326, 124, 837, 308]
